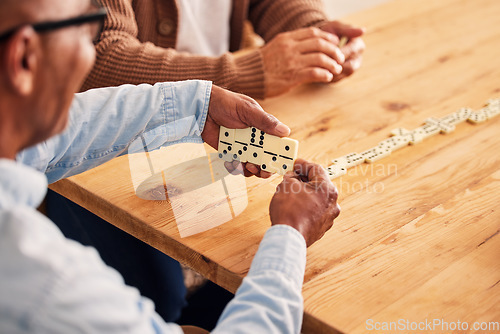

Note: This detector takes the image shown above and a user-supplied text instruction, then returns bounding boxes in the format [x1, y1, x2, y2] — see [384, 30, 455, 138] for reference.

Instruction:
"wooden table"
[51, 0, 500, 332]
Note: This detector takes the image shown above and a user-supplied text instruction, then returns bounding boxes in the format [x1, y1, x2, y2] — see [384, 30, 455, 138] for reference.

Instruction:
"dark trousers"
[46, 190, 233, 330]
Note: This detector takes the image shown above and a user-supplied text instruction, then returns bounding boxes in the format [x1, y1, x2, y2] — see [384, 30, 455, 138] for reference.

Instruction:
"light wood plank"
[352, 233, 500, 333]
[49, 0, 500, 332]
[302, 168, 500, 332]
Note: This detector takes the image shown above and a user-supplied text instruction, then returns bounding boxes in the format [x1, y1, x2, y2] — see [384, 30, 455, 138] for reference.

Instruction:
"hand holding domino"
[201, 85, 292, 178]
[218, 126, 299, 176]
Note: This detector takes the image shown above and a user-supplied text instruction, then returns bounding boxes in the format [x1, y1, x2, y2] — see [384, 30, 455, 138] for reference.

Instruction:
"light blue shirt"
[1, 80, 307, 333]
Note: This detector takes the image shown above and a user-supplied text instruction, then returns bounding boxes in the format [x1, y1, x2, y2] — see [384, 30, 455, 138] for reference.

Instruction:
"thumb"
[321, 21, 365, 39]
[340, 26, 365, 38]
[237, 96, 291, 137]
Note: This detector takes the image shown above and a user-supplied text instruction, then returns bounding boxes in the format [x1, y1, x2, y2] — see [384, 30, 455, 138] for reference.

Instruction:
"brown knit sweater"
[83, 0, 328, 99]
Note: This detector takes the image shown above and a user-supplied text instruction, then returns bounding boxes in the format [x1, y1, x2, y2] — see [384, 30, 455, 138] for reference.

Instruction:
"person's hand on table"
[318, 21, 365, 82]
[260, 27, 345, 98]
[202, 84, 291, 178]
[269, 159, 341, 247]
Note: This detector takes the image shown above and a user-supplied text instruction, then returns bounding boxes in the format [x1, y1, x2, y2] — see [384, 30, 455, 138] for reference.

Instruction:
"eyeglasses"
[0, 7, 107, 44]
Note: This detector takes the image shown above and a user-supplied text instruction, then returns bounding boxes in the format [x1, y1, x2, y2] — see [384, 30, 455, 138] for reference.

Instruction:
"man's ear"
[3, 26, 39, 96]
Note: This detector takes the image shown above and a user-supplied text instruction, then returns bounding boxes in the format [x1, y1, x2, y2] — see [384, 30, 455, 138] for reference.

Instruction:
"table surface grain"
[51, 0, 500, 332]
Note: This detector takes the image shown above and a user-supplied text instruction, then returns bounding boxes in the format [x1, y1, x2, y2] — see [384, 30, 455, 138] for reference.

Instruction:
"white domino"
[481, 107, 495, 120]
[405, 129, 426, 144]
[233, 127, 252, 162]
[468, 99, 500, 123]
[262, 135, 299, 175]
[338, 36, 349, 48]
[259, 130, 280, 173]
[345, 153, 366, 168]
[455, 107, 473, 122]
[377, 135, 411, 152]
[360, 146, 391, 163]
[218, 127, 235, 162]
[390, 128, 412, 136]
[331, 152, 364, 169]
[326, 164, 347, 180]
[425, 117, 455, 134]
[488, 107, 500, 118]
[327, 155, 349, 180]
[218, 126, 299, 176]
[439, 113, 461, 126]
[276, 138, 299, 175]
[484, 104, 500, 118]
[468, 111, 487, 124]
[486, 98, 500, 109]
[490, 105, 500, 117]
[245, 127, 265, 167]
[413, 124, 441, 140]
[441, 107, 472, 125]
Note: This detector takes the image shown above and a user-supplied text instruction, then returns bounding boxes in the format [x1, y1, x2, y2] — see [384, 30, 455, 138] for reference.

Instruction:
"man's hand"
[261, 27, 345, 98]
[269, 159, 340, 247]
[319, 21, 365, 82]
[202, 85, 291, 178]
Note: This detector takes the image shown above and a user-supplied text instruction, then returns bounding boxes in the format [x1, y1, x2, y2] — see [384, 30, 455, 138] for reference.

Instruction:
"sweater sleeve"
[82, 0, 266, 99]
[248, 0, 329, 42]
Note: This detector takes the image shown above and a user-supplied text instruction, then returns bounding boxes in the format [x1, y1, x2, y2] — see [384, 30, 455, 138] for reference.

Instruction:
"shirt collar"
[0, 158, 48, 209]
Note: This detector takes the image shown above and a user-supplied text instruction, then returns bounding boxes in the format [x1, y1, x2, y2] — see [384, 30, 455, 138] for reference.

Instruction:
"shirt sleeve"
[212, 224, 307, 334]
[17, 80, 211, 184]
[2, 208, 184, 334]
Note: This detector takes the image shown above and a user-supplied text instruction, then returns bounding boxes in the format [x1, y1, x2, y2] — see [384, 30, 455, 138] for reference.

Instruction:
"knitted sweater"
[83, 0, 328, 99]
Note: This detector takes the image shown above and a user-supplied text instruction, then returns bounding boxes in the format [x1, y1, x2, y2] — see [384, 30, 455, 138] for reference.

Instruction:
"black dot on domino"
[272, 156, 277, 161]
[228, 146, 232, 151]
[252, 128, 256, 133]
[285, 146, 290, 151]
[219, 153, 223, 158]
[262, 164, 267, 169]
[224, 132, 229, 137]
[251, 138, 255, 143]
[238, 150, 242, 155]
[251, 133, 256, 138]
[243, 146, 247, 151]
[253, 152, 257, 158]
[259, 141, 263, 145]
[233, 154, 237, 159]
[260, 135, 264, 140]
[283, 165, 287, 169]
[223, 150, 227, 154]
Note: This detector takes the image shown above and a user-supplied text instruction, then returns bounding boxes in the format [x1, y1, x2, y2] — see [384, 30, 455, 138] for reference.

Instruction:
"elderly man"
[0, 0, 340, 333]
[47, 0, 364, 326]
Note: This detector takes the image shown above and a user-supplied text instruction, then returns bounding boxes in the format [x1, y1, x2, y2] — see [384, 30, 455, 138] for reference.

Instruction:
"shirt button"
[158, 19, 174, 36]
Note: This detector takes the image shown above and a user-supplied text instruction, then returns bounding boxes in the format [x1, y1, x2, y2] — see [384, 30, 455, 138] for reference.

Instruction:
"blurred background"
[323, 0, 390, 18]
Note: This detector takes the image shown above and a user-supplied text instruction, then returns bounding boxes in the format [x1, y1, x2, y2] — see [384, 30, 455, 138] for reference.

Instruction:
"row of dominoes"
[326, 98, 500, 180]
[217, 126, 299, 175]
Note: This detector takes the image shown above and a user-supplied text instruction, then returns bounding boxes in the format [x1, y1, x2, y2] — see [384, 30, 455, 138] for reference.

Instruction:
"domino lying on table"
[327, 98, 500, 179]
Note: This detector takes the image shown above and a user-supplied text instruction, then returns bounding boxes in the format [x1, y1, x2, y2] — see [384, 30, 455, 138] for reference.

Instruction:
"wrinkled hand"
[261, 27, 345, 98]
[202, 84, 291, 178]
[319, 21, 365, 82]
[269, 159, 340, 247]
